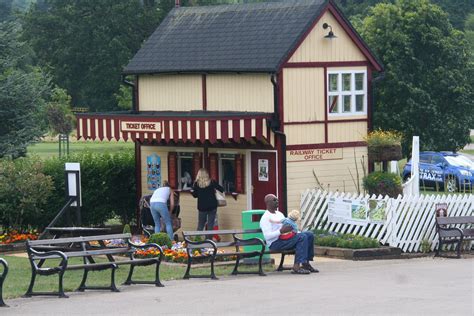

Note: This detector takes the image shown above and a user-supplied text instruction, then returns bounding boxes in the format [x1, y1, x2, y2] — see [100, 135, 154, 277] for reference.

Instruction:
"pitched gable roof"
[123, 0, 382, 75]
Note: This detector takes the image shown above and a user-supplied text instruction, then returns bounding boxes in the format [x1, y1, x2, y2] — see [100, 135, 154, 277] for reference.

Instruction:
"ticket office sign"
[287, 148, 343, 162]
[121, 121, 161, 133]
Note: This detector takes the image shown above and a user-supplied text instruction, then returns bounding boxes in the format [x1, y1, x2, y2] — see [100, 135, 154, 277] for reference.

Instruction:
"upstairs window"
[328, 71, 366, 116]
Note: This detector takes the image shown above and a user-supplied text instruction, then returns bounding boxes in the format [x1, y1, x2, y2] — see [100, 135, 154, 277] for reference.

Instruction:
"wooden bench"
[435, 216, 474, 258]
[182, 229, 295, 280]
[25, 233, 164, 298]
[0, 258, 7, 307]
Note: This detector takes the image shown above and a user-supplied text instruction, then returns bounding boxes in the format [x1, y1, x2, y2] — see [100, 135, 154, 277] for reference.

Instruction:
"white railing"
[300, 189, 474, 252]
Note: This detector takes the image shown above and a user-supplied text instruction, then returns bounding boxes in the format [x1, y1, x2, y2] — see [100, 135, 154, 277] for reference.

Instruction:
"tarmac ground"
[3, 256, 473, 316]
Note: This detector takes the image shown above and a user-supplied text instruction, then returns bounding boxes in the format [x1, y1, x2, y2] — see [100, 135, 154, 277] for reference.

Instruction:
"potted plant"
[363, 171, 403, 198]
[365, 129, 403, 162]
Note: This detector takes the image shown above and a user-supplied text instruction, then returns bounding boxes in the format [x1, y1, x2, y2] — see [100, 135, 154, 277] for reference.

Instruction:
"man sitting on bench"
[260, 194, 318, 275]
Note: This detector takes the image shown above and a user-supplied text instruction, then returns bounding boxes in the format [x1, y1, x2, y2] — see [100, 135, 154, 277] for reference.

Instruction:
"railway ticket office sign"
[287, 148, 343, 162]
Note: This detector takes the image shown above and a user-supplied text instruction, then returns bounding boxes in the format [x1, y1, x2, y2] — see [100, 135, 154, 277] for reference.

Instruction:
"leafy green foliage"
[363, 171, 402, 197]
[122, 224, 131, 234]
[114, 85, 132, 111]
[313, 230, 380, 249]
[0, 158, 53, 229]
[0, 21, 50, 158]
[21, 0, 164, 111]
[149, 232, 172, 249]
[45, 86, 75, 135]
[42, 150, 136, 228]
[466, 14, 474, 63]
[365, 129, 403, 147]
[359, 0, 473, 155]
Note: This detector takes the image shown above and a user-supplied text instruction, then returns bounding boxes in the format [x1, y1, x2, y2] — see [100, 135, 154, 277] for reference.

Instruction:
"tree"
[21, 0, 164, 112]
[45, 87, 75, 135]
[0, 21, 50, 158]
[359, 0, 473, 154]
[430, 0, 474, 30]
[466, 14, 474, 63]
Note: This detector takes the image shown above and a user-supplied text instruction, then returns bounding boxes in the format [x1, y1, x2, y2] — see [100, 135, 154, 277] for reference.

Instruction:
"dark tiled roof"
[124, 0, 328, 74]
[77, 110, 272, 118]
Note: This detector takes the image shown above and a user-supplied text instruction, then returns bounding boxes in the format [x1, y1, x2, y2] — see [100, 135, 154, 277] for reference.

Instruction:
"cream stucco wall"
[327, 121, 367, 143]
[286, 146, 368, 211]
[289, 11, 366, 63]
[283, 68, 325, 123]
[285, 124, 325, 146]
[206, 74, 273, 113]
[139, 74, 202, 111]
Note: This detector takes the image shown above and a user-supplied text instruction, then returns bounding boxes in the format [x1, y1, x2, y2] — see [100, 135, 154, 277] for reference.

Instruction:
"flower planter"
[368, 144, 402, 162]
[0, 242, 27, 253]
[315, 245, 402, 260]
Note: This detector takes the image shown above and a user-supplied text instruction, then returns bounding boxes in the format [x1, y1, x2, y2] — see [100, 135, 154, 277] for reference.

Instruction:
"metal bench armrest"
[127, 240, 164, 261]
[233, 236, 265, 250]
[29, 248, 68, 261]
[0, 258, 8, 279]
[184, 237, 218, 252]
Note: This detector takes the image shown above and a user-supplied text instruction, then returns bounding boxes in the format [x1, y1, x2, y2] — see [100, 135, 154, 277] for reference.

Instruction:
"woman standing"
[191, 168, 224, 232]
[149, 181, 175, 240]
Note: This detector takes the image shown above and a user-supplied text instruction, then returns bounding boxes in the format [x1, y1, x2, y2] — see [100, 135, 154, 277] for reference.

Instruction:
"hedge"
[42, 150, 136, 227]
[0, 150, 136, 230]
[313, 229, 380, 249]
[0, 159, 53, 229]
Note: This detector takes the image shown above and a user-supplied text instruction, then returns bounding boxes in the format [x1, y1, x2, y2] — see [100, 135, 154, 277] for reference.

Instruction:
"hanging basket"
[368, 144, 402, 163]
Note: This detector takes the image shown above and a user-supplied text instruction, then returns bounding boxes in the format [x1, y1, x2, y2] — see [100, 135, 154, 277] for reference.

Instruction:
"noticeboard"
[328, 196, 387, 225]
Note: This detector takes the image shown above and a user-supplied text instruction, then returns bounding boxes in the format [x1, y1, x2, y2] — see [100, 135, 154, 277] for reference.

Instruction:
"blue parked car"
[402, 152, 474, 192]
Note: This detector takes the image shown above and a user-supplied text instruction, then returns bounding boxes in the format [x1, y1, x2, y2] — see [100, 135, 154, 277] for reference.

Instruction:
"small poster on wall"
[147, 153, 161, 190]
[258, 159, 269, 181]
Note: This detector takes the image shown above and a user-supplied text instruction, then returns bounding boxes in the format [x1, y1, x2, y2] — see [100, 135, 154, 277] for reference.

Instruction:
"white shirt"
[260, 210, 285, 247]
[150, 186, 170, 204]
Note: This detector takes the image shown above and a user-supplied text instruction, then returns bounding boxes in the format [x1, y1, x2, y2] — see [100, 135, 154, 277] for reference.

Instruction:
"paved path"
[3, 257, 473, 315]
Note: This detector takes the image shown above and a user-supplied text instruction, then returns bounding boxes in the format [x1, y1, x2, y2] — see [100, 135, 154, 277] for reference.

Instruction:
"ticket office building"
[76, 0, 383, 232]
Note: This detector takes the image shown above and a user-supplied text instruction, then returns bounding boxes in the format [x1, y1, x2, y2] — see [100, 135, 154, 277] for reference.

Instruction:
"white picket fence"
[300, 189, 474, 252]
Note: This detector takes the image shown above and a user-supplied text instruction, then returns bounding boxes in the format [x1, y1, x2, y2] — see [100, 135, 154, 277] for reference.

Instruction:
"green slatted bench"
[435, 216, 474, 258]
[24, 233, 164, 298]
[182, 229, 295, 280]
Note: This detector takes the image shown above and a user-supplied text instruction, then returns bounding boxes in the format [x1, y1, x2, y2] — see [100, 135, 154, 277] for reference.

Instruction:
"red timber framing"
[76, 114, 275, 147]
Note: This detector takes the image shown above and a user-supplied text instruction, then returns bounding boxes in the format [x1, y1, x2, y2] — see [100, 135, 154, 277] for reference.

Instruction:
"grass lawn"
[460, 149, 474, 155]
[27, 141, 134, 159]
[0, 254, 273, 299]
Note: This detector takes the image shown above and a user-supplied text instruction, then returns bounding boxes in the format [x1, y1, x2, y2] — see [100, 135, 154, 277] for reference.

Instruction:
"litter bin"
[241, 210, 271, 264]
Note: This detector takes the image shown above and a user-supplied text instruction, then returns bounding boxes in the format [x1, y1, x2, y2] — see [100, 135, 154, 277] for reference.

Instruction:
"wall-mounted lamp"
[322, 23, 337, 39]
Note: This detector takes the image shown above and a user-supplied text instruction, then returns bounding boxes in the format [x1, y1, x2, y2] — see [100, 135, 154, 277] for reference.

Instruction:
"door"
[251, 152, 277, 210]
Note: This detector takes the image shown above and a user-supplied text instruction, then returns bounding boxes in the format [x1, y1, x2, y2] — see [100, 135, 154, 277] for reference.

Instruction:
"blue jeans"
[197, 209, 217, 232]
[150, 202, 173, 240]
[269, 231, 314, 264]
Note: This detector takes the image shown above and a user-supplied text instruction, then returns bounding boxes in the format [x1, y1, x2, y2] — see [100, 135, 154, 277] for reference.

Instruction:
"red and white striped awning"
[76, 113, 275, 147]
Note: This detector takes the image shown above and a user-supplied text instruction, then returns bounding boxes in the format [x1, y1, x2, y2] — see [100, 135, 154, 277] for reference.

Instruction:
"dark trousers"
[269, 231, 315, 264]
[197, 209, 217, 233]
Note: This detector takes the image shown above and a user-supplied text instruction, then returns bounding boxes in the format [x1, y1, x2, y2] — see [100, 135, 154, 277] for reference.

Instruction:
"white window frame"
[327, 70, 367, 116]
